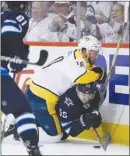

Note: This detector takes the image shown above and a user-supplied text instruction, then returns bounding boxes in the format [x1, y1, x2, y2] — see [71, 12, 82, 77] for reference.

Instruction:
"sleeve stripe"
[61, 121, 72, 127]
[4, 19, 17, 24]
[1, 25, 22, 34]
[65, 127, 71, 134]
[3, 22, 22, 31]
[61, 122, 72, 134]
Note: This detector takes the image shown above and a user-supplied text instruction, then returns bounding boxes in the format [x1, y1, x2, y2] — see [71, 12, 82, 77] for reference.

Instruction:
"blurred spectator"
[1, 1, 8, 11]
[84, 2, 113, 42]
[90, 2, 128, 43]
[53, 1, 70, 17]
[18, 1, 128, 43]
[110, 2, 129, 43]
[87, 2, 113, 20]
[48, 2, 77, 42]
[111, 2, 124, 24]
[24, 1, 58, 42]
[48, 15, 71, 41]
[66, 2, 101, 41]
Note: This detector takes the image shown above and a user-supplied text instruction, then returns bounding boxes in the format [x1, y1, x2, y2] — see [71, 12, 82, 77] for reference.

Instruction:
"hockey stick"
[93, 21, 126, 147]
[93, 2, 129, 151]
[1, 50, 48, 66]
[93, 128, 111, 151]
[99, 2, 129, 109]
[98, 23, 127, 108]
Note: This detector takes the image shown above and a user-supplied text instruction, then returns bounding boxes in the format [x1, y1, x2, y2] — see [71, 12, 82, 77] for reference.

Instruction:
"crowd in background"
[1, 1, 129, 43]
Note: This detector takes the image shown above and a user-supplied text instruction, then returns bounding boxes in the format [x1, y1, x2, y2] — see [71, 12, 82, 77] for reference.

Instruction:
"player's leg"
[25, 87, 63, 143]
[1, 76, 41, 155]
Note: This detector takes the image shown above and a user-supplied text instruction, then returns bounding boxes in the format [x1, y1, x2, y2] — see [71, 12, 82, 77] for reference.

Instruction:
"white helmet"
[78, 35, 101, 53]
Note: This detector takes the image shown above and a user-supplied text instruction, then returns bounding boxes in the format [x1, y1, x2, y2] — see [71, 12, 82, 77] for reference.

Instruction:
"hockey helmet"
[77, 83, 96, 94]
[78, 35, 101, 53]
[76, 83, 96, 104]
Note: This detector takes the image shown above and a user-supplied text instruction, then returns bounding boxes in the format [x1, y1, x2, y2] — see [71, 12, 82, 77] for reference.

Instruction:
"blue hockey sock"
[15, 113, 39, 147]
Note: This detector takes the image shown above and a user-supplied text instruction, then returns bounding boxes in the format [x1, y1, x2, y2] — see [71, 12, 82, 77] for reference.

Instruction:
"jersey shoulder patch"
[64, 97, 75, 107]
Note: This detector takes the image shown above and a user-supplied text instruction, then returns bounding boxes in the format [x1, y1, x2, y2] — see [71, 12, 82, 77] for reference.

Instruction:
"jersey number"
[59, 109, 67, 118]
[76, 61, 84, 67]
[16, 15, 27, 26]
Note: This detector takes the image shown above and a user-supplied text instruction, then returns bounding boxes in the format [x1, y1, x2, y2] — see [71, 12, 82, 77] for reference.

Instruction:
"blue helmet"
[77, 83, 96, 94]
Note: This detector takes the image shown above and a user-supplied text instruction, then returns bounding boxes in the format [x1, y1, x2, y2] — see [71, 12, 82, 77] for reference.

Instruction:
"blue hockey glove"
[9, 44, 29, 73]
[9, 56, 28, 73]
[80, 110, 102, 130]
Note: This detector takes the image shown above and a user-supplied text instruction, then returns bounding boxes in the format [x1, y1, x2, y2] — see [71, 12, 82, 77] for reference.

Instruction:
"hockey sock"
[14, 113, 39, 147]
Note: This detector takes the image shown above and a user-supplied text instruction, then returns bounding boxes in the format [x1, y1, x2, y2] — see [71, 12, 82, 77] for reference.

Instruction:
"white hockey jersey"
[30, 50, 99, 96]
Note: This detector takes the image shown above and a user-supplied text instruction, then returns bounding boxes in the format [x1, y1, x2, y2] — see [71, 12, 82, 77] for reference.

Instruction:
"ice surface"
[1, 135, 129, 155]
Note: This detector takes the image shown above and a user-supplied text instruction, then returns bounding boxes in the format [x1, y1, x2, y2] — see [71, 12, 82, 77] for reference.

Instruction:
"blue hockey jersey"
[57, 86, 101, 137]
[1, 10, 29, 73]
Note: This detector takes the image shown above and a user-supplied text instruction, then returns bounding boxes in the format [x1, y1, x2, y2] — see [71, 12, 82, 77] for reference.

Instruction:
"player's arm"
[75, 67, 107, 84]
[1, 14, 29, 72]
[73, 51, 107, 84]
[58, 94, 102, 137]
[59, 109, 102, 137]
[1, 14, 29, 58]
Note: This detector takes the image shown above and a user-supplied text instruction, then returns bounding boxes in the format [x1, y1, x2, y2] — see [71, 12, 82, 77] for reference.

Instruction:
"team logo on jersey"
[64, 97, 74, 107]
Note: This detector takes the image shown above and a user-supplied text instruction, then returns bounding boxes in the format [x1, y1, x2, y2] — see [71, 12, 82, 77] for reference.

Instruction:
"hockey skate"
[26, 145, 42, 156]
[4, 124, 20, 140]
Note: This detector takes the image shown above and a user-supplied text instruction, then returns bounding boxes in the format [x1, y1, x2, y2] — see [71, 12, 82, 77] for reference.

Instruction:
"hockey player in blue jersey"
[57, 83, 102, 138]
[1, 2, 41, 155]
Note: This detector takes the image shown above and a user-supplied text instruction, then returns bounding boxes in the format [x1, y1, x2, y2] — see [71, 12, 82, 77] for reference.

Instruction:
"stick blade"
[103, 133, 111, 151]
[36, 50, 48, 66]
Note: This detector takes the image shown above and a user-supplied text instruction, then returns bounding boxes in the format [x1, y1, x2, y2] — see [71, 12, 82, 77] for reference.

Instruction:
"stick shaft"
[99, 23, 127, 108]
[93, 128, 105, 149]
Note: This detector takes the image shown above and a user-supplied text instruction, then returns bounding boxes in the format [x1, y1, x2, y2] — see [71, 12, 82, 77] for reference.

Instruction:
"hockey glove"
[79, 110, 102, 130]
[9, 44, 29, 73]
[9, 56, 29, 73]
[91, 67, 107, 83]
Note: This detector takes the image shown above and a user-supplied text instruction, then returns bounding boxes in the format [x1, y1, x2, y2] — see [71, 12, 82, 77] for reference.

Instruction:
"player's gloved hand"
[9, 56, 29, 73]
[91, 67, 107, 83]
[79, 110, 102, 130]
[9, 44, 29, 73]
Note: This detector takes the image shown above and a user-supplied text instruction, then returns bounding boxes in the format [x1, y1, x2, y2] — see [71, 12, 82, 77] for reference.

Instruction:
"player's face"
[77, 90, 94, 104]
[88, 50, 99, 65]
[82, 49, 98, 65]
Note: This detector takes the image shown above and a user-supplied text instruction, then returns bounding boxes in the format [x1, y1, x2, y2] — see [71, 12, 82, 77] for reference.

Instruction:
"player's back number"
[16, 15, 27, 26]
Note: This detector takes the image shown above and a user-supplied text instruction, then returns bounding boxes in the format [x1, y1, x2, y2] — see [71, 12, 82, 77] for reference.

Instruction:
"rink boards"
[15, 42, 129, 146]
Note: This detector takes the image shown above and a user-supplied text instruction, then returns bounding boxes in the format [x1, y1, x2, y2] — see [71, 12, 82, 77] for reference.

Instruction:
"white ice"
[2, 135, 129, 155]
